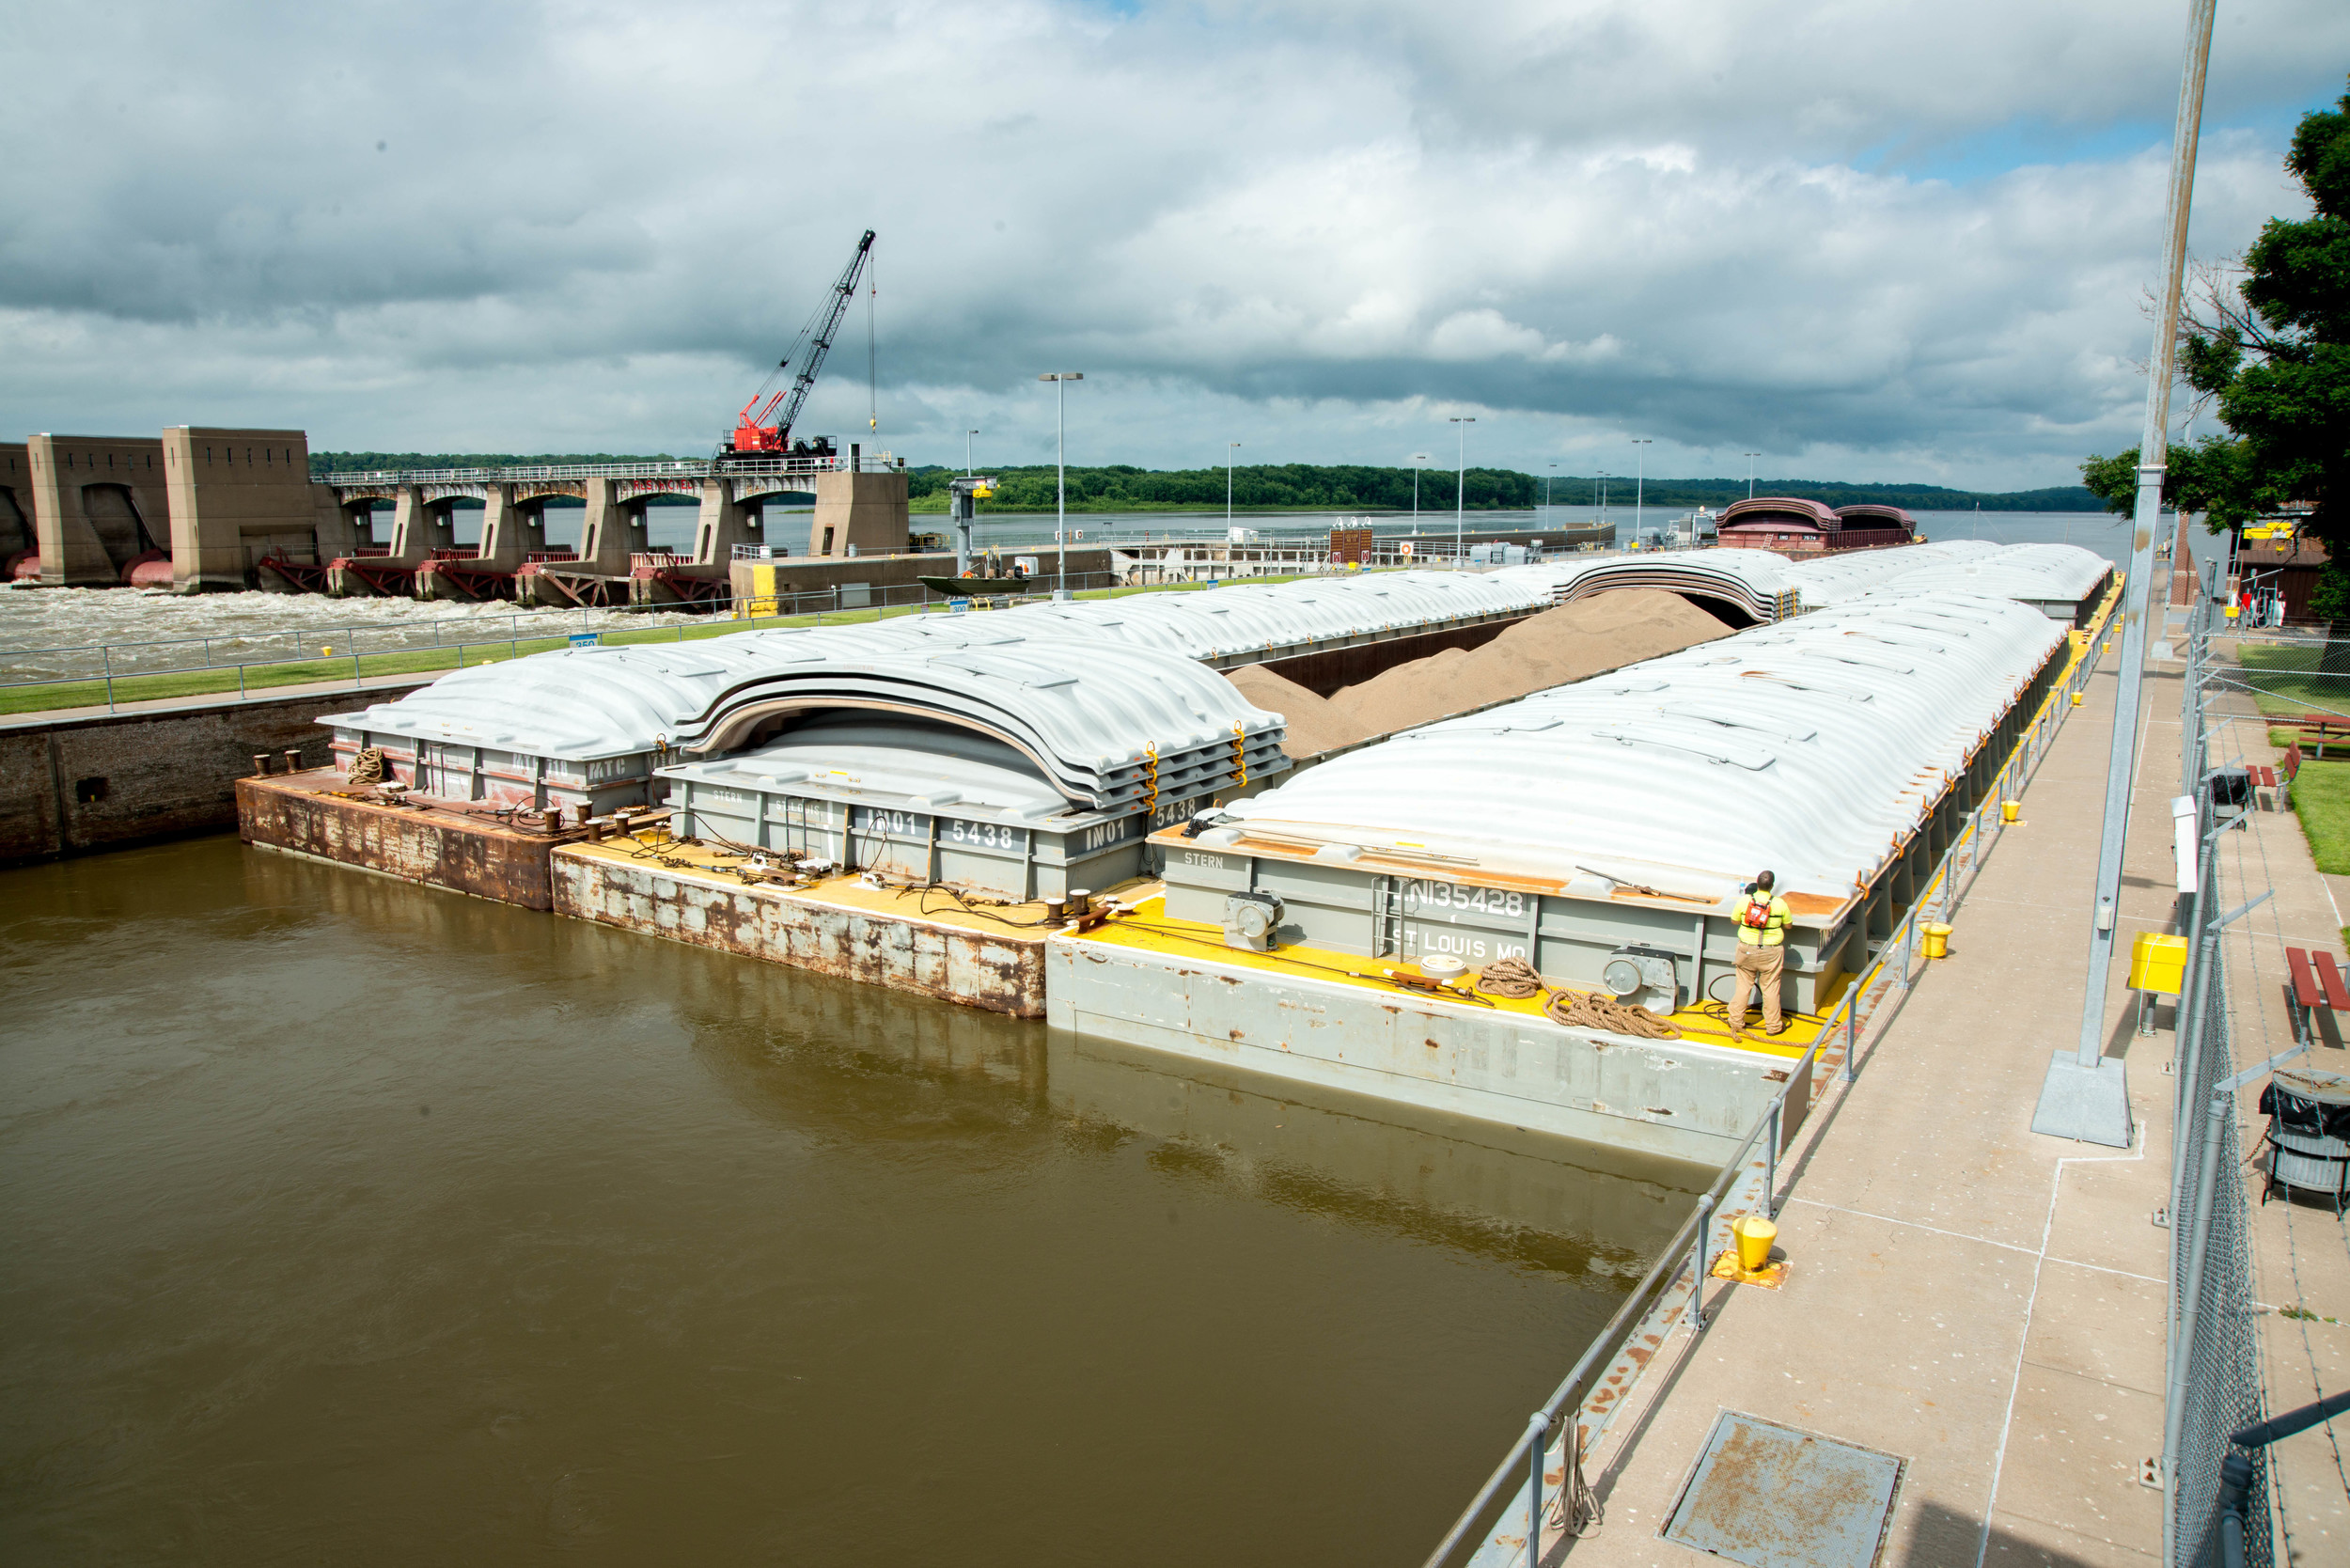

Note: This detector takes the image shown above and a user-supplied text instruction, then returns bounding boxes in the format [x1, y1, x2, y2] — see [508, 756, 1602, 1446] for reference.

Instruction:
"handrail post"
[1527, 1411, 1548, 1566]
[1689, 1194, 1715, 1331]
[1841, 984, 1856, 1083]
[1765, 1100, 1781, 1215]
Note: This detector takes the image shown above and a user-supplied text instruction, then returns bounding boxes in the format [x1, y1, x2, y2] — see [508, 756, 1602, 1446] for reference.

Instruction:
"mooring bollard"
[251, 754, 272, 777]
[282, 749, 303, 776]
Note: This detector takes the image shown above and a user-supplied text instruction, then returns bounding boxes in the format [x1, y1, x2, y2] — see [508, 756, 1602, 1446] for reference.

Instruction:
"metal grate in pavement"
[1662, 1411, 1904, 1568]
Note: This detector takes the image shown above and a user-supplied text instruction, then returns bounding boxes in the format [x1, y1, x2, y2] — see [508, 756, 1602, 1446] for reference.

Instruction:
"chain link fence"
[2166, 561, 2275, 1567]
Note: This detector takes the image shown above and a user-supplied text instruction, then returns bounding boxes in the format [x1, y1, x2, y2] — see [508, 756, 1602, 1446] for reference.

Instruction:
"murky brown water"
[0, 834, 1700, 1564]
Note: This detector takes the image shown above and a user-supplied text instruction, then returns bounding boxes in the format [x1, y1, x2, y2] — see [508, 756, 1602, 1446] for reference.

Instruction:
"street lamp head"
[1038, 371, 1084, 383]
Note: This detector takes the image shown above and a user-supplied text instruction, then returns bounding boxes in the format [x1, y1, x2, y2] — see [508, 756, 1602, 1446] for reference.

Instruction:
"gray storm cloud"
[0, 0, 2340, 488]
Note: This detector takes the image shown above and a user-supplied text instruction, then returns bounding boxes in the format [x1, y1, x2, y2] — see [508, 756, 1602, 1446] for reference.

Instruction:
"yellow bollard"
[2001, 800, 2020, 823]
[1733, 1215, 1778, 1273]
[1922, 922, 1952, 959]
[2070, 691, 2083, 707]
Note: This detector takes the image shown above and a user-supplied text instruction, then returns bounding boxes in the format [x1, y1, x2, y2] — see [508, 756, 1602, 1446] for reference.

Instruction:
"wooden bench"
[2250, 763, 2281, 810]
[2283, 947, 2350, 1047]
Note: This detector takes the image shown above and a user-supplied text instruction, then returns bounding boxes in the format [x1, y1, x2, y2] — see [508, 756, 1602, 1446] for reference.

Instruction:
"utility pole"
[1412, 454, 1428, 528]
[1449, 418, 1475, 566]
[1744, 451, 1761, 499]
[1547, 463, 1558, 526]
[1038, 372, 1083, 598]
[2031, 0, 2217, 1150]
[1631, 439, 1653, 549]
[1228, 443, 1242, 527]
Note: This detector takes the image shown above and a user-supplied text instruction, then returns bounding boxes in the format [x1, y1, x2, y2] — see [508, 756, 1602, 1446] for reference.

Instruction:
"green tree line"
[908, 463, 2100, 514]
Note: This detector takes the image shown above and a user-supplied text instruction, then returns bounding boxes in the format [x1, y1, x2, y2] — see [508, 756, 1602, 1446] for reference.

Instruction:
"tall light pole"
[1449, 417, 1475, 566]
[1411, 454, 1429, 528]
[1546, 462, 1559, 527]
[1038, 372, 1083, 597]
[1228, 442, 1242, 527]
[967, 429, 979, 477]
[1743, 451, 1760, 499]
[1631, 439, 1653, 548]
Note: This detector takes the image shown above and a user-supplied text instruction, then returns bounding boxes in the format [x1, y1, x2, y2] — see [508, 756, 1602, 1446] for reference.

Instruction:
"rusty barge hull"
[550, 846, 1047, 1017]
[236, 771, 569, 909]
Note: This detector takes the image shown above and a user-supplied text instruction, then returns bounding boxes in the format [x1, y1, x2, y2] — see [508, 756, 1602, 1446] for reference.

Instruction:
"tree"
[2182, 78, 2350, 613]
[2079, 435, 2261, 524]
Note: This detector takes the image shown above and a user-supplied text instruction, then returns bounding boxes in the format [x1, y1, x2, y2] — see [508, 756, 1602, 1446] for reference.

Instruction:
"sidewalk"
[1507, 628, 2350, 1568]
[1530, 636, 2176, 1568]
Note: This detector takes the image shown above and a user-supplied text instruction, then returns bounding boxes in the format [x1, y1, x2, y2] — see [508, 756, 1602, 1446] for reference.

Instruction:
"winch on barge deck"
[1049, 585, 2087, 1163]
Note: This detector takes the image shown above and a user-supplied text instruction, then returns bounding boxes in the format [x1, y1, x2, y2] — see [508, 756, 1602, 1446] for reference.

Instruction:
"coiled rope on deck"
[1475, 956, 1544, 998]
[1475, 955, 1682, 1039]
[1544, 988, 1683, 1041]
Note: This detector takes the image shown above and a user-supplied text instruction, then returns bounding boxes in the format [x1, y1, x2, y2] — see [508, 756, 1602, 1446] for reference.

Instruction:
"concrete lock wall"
[161, 427, 333, 589]
[27, 434, 172, 587]
[0, 681, 430, 866]
[0, 444, 33, 572]
[807, 469, 908, 558]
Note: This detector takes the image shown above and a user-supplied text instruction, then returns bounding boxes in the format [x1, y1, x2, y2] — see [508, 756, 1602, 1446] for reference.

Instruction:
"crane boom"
[726, 229, 876, 457]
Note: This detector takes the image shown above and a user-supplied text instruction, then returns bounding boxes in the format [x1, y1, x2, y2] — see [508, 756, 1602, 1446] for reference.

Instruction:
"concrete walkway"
[1535, 635, 2178, 1568]
[1515, 618, 2350, 1567]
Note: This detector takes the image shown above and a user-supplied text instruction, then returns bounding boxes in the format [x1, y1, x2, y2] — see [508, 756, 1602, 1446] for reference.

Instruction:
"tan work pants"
[1730, 943, 1785, 1033]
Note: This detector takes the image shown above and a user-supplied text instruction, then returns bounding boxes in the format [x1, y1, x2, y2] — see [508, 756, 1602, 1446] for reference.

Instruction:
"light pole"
[1631, 439, 1653, 549]
[1228, 442, 1242, 527]
[1743, 451, 1760, 499]
[1411, 454, 1429, 528]
[967, 429, 979, 477]
[1038, 372, 1083, 597]
[1546, 462, 1558, 527]
[1449, 417, 1475, 566]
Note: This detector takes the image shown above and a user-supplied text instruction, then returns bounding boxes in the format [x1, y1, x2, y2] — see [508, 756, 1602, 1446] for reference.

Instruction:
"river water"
[0, 834, 1700, 1563]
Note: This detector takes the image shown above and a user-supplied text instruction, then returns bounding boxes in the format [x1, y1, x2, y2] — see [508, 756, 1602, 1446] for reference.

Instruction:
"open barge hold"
[239, 543, 2116, 1153]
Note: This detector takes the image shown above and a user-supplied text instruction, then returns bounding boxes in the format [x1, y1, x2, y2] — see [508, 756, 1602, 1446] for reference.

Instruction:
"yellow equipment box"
[2130, 932, 2188, 996]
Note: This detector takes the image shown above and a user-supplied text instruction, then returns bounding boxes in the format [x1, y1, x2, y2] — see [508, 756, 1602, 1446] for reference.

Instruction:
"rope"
[1144, 744, 1160, 816]
[1231, 723, 1247, 787]
[1476, 956, 1545, 998]
[1544, 988, 1682, 1040]
[347, 746, 387, 788]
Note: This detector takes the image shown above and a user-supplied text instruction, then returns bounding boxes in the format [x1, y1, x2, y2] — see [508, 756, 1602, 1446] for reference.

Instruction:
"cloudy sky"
[3, 1, 2343, 490]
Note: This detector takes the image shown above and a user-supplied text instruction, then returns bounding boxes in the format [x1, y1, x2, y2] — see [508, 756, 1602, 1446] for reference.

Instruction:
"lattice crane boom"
[727, 229, 876, 457]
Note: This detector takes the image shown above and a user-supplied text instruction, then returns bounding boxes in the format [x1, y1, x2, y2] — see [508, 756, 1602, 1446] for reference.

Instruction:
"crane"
[723, 229, 875, 460]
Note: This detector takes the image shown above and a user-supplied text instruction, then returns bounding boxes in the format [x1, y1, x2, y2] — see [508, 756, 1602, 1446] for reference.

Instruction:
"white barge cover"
[1211, 590, 2067, 905]
[321, 618, 1287, 809]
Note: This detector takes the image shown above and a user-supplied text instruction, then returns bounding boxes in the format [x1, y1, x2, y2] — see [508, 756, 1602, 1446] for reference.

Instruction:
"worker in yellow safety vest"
[1729, 870, 1792, 1036]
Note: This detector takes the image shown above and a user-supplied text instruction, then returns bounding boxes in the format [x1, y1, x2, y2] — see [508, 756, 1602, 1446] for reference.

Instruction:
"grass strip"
[2289, 761, 2350, 875]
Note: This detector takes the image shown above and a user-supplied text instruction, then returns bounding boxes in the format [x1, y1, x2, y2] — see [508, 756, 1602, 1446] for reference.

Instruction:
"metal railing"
[313, 454, 905, 486]
[1421, 586, 2122, 1568]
